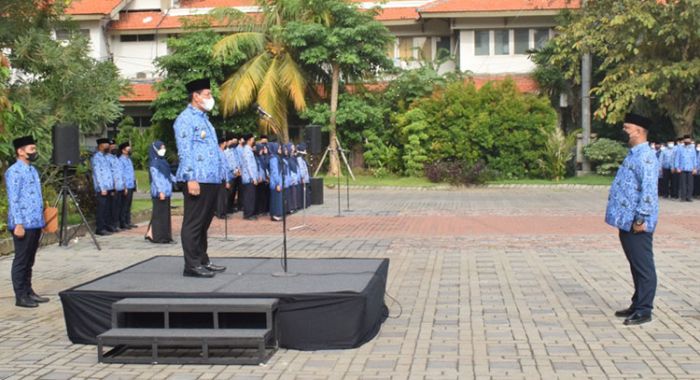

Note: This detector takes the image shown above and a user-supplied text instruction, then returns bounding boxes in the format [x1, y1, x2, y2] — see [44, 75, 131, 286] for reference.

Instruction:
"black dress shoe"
[244, 216, 258, 221]
[624, 312, 652, 326]
[183, 266, 215, 278]
[96, 230, 112, 236]
[128, 224, 138, 229]
[16, 297, 38, 308]
[614, 307, 634, 318]
[204, 263, 226, 272]
[29, 292, 49, 303]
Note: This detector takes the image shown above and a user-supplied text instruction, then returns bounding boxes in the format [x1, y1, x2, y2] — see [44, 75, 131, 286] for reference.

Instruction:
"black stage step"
[98, 298, 279, 365]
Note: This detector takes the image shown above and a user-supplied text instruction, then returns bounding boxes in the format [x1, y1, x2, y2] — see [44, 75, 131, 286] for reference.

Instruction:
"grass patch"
[317, 174, 444, 187]
[487, 175, 613, 186]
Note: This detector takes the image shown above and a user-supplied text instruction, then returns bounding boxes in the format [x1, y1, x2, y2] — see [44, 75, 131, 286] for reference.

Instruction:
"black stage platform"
[59, 256, 389, 350]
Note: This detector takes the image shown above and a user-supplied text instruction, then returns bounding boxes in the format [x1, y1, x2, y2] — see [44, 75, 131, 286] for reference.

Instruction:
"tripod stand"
[50, 166, 101, 250]
[313, 136, 355, 217]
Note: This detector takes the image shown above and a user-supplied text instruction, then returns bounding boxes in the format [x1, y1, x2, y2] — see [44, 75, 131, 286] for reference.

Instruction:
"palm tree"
[212, 0, 307, 142]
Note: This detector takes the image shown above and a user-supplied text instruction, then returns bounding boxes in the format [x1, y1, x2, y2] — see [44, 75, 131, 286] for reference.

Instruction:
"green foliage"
[397, 108, 430, 177]
[583, 138, 629, 175]
[114, 118, 155, 170]
[361, 131, 401, 177]
[538, 128, 579, 180]
[546, 0, 700, 136]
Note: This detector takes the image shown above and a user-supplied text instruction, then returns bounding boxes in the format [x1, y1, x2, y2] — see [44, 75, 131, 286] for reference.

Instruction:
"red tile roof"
[178, 0, 256, 6]
[375, 7, 420, 22]
[65, 0, 124, 15]
[471, 74, 540, 93]
[110, 10, 260, 30]
[420, 0, 580, 13]
[120, 83, 158, 103]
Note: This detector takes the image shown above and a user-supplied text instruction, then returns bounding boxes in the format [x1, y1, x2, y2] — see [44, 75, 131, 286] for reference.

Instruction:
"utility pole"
[578, 0, 592, 176]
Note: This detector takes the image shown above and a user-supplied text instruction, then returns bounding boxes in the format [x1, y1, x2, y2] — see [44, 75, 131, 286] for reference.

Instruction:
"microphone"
[254, 104, 272, 119]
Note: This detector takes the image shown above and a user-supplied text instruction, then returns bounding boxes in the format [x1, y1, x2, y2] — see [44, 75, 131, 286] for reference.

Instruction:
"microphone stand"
[257, 110, 297, 277]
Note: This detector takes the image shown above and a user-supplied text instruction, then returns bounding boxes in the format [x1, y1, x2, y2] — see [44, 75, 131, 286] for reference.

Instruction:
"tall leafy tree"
[547, 0, 700, 136]
[212, 1, 308, 142]
[285, 0, 394, 176]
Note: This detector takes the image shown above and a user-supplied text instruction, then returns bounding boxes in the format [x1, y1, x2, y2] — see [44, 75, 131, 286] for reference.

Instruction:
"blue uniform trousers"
[619, 230, 656, 315]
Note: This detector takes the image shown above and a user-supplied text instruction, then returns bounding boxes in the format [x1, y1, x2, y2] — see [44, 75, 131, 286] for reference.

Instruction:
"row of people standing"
[653, 135, 700, 201]
[215, 133, 312, 222]
[90, 139, 137, 235]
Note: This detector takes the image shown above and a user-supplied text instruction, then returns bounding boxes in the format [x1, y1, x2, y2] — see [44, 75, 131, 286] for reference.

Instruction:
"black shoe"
[623, 312, 652, 326]
[204, 263, 227, 272]
[167, 239, 177, 244]
[244, 216, 258, 221]
[128, 224, 138, 229]
[615, 307, 635, 318]
[96, 230, 112, 236]
[183, 266, 215, 278]
[29, 292, 49, 303]
[107, 227, 120, 233]
[120, 225, 130, 230]
[16, 297, 38, 308]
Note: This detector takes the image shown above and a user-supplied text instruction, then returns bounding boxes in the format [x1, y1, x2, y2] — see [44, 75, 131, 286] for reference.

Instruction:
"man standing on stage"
[5, 136, 50, 308]
[606, 113, 659, 326]
[174, 78, 226, 278]
[92, 138, 114, 236]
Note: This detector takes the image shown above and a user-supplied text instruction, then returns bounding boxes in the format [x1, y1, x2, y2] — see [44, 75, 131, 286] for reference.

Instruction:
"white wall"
[125, 0, 164, 11]
[459, 30, 535, 74]
[111, 34, 169, 79]
[83, 20, 111, 61]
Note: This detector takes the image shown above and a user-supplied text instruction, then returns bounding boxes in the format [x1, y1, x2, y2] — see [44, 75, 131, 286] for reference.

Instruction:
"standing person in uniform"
[659, 140, 674, 198]
[91, 138, 114, 236]
[174, 78, 226, 278]
[216, 134, 233, 219]
[670, 137, 682, 199]
[146, 141, 176, 244]
[240, 134, 258, 220]
[118, 142, 137, 229]
[107, 140, 126, 232]
[268, 142, 283, 221]
[224, 133, 240, 214]
[695, 142, 700, 198]
[5, 136, 49, 308]
[296, 143, 311, 208]
[254, 143, 266, 216]
[607, 114, 659, 326]
[674, 135, 697, 202]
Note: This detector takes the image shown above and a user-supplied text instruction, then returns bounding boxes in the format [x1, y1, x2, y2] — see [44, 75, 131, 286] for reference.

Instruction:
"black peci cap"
[12, 136, 36, 150]
[623, 113, 653, 131]
[185, 78, 211, 94]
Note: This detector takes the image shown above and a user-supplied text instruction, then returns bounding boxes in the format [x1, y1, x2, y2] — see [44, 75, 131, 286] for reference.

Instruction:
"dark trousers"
[216, 182, 229, 218]
[255, 183, 269, 215]
[11, 228, 41, 299]
[231, 177, 242, 211]
[619, 230, 656, 315]
[671, 172, 680, 198]
[112, 190, 124, 229]
[660, 169, 671, 197]
[242, 183, 256, 218]
[304, 183, 312, 208]
[181, 183, 218, 270]
[270, 188, 283, 218]
[679, 171, 694, 201]
[288, 184, 298, 211]
[150, 197, 172, 243]
[120, 188, 135, 227]
[95, 192, 112, 233]
[694, 174, 700, 197]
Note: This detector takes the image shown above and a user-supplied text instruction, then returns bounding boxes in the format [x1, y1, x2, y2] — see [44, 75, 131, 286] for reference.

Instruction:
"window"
[435, 37, 451, 60]
[398, 37, 413, 60]
[514, 29, 529, 54]
[120, 34, 156, 42]
[55, 29, 90, 41]
[534, 29, 550, 50]
[420, 38, 432, 61]
[474, 30, 490, 56]
[494, 30, 509, 55]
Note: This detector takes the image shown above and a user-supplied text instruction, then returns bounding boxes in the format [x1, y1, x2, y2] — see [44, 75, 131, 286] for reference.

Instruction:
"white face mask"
[157, 148, 166, 157]
[668, 143, 674, 148]
[660, 146, 666, 151]
[697, 146, 700, 152]
[201, 97, 215, 112]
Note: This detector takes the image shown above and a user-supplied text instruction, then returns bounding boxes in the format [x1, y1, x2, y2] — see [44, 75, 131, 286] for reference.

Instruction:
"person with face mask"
[146, 141, 176, 244]
[670, 137, 683, 199]
[91, 138, 115, 236]
[106, 139, 126, 232]
[240, 134, 259, 220]
[173, 78, 226, 278]
[673, 135, 697, 202]
[224, 132, 241, 214]
[659, 140, 675, 198]
[296, 143, 311, 209]
[215, 134, 233, 219]
[606, 113, 659, 326]
[5, 136, 49, 308]
[267, 142, 283, 221]
[118, 142, 137, 230]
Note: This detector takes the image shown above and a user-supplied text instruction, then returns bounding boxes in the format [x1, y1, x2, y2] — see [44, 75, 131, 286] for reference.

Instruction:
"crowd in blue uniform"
[652, 134, 700, 202]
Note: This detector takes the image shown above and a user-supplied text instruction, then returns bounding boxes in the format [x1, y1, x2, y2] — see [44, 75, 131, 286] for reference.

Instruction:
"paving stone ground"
[1, 187, 699, 379]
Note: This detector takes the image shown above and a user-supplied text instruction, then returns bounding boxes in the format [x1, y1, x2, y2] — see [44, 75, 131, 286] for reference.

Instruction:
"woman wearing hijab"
[285, 143, 299, 213]
[146, 141, 176, 243]
[268, 142, 283, 221]
[254, 143, 266, 216]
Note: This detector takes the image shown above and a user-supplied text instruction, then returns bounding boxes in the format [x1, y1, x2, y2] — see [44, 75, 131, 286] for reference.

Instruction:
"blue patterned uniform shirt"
[224, 148, 240, 174]
[605, 142, 659, 233]
[660, 148, 674, 169]
[5, 161, 45, 230]
[149, 167, 175, 198]
[119, 155, 136, 189]
[297, 156, 310, 183]
[240, 145, 258, 184]
[268, 156, 282, 190]
[674, 144, 697, 172]
[91, 152, 114, 192]
[218, 149, 233, 182]
[173, 105, 222, 184]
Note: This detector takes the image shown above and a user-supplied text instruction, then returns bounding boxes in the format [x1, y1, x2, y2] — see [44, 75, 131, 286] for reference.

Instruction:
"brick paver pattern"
[1, 187, 699, 379]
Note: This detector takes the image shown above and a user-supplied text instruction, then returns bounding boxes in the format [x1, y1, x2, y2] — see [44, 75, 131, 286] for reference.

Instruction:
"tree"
[547, 0, 700, 136]
[284, 0, 394, 176]
[212, 1, 308, 142]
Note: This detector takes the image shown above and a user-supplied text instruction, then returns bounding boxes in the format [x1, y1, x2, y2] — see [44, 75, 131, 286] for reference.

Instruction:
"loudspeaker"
[310, 177, 324, 205]
[52, 123, 81, 166]
[305, 125, 322, 154]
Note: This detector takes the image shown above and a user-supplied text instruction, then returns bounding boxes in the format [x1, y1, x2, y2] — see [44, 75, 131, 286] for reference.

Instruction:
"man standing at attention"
[5, 136, 49, 308]
[606, 113, 659, 326]
[174, 78, 226, 278]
